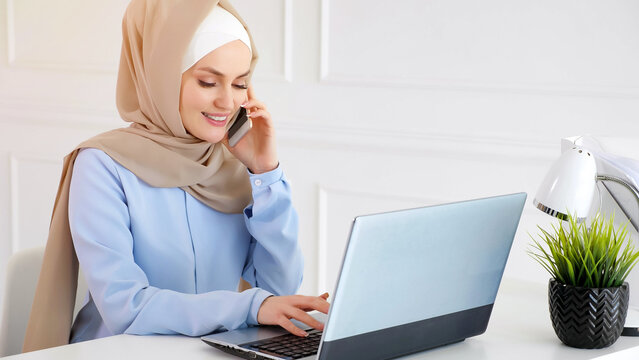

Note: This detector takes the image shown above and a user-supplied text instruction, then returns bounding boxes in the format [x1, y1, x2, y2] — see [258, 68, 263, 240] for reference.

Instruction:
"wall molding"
[283, 0, 293, 82]
[277, 121, 559, 162]
[317, 187, 328, 295]
[261, 0, 292, 82]
[9, 155, 18, 255]
[235, 0, 292, 83]
[5, 0, 15, 65]
[0, 96, 561, 162]
[0, 97, 120, 129]
[319, 0, 639, 99]
[320, 74, 639, 99]
[5, 0, 118, 73]
[319, 0, 330, 81]
[8, 153, 61, 254]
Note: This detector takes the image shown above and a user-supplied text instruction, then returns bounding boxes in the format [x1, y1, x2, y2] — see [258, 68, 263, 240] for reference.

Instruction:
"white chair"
[0, 246, 87, 357]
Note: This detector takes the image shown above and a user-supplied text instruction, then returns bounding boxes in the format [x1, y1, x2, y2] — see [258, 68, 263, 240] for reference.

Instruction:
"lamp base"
[622, 306, 639, 336]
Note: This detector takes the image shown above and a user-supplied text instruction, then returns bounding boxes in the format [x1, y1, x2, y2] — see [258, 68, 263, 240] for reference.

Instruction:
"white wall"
[1, 0, 639, 317]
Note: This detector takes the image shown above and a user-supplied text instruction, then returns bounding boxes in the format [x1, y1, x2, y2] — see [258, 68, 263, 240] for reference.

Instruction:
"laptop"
[202, 192, 527, 360]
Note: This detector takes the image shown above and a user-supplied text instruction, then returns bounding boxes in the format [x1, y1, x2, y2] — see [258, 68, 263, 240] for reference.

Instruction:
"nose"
[213, 86, 234, 110]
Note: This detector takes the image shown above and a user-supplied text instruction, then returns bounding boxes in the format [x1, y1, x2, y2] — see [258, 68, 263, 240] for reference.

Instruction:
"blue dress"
[68, 148, 303, 342]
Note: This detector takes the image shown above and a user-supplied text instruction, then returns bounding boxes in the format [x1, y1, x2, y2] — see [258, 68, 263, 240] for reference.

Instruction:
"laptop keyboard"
[243, 329, 323, 359]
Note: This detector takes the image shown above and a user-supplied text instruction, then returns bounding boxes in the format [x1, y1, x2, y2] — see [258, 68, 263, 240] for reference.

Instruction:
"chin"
[189, 128, 225, 144]
[201, 133, 224, 144]
[201, 134, 225, 144]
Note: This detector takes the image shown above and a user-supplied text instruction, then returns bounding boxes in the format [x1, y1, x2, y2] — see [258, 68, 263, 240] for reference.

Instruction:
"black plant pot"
[548, 279, 629, 349]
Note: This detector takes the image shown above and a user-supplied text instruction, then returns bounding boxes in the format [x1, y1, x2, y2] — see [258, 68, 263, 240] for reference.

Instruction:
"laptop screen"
[322, 192, 526, 343]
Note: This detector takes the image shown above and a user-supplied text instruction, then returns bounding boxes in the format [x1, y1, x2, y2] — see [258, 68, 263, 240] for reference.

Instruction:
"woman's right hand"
[257, 293, 330, 337]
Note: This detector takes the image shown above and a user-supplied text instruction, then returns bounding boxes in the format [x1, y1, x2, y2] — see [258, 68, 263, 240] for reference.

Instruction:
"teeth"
[203, 113, 226, 121]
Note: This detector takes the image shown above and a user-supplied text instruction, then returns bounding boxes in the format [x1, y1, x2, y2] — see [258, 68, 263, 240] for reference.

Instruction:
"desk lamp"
[534, 142, 639, 336]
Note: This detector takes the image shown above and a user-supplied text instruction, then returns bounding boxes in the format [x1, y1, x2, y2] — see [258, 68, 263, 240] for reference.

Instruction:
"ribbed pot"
[548, 279, 629, 349]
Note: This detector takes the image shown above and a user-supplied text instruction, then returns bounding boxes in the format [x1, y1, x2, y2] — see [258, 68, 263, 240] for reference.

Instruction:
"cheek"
[181, 84, 209, 112]
[179, 86, 204, 131]
[234, 91, 248, 105]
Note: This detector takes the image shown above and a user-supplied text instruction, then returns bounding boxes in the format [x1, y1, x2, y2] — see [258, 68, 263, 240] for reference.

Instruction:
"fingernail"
[301, 331, 309, 337]
[240, 102, 248, 107]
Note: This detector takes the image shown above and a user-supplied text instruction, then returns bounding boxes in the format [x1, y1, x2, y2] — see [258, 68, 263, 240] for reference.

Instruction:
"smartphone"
[227, 106, 252, 147]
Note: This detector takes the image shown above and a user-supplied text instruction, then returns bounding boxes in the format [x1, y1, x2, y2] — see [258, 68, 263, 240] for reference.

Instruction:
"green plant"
[528, 213, 639, 288]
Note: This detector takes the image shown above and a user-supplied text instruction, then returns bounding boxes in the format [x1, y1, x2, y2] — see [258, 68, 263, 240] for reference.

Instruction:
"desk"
[4, 279, 639, 360]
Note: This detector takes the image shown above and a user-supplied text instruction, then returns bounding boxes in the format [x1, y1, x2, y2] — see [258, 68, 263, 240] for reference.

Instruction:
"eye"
[198, 80, 215, 88]
[233, 84, 248, 90]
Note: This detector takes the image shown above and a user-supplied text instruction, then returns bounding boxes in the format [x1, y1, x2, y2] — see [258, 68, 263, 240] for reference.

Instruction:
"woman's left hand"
[222, 85, 279, 174]
[257, 293, 330, 337]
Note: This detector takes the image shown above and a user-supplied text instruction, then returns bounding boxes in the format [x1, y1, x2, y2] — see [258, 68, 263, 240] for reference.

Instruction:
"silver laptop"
[202, 192, 527, 360]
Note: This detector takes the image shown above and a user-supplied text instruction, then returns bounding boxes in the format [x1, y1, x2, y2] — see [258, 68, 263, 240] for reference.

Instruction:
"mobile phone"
[227, 106, 252, 147]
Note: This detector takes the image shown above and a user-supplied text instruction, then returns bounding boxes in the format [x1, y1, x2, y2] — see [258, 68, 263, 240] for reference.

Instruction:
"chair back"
[0, 246, 87, 356]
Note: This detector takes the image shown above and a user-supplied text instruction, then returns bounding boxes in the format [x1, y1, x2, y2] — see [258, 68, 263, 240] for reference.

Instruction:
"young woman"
[23, 0, 328, 352]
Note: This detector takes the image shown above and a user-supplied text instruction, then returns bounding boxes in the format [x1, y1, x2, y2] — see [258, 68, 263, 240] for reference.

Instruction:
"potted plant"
[528, 213, 639, 349]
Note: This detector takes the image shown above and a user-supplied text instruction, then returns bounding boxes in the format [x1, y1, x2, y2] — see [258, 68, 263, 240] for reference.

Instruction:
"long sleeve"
[68, 149, 272, 337]
[241, 166, 304, 295]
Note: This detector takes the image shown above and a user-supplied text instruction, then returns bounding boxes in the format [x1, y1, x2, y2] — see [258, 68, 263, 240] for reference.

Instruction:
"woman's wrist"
[249, 161, 279, 174]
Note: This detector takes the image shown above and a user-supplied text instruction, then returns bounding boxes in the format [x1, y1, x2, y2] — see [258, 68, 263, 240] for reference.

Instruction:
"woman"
[23, 0, 328, 352]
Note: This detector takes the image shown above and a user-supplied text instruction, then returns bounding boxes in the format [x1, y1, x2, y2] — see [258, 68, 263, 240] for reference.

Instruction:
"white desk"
[4, 279, 639, 360]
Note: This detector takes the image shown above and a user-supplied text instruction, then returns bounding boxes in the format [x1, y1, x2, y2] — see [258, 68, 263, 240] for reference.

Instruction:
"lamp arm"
[596, 174, 639, 231]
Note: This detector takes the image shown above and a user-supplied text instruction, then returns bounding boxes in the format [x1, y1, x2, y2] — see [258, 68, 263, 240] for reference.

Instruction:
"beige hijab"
[22, 0, 257, 352]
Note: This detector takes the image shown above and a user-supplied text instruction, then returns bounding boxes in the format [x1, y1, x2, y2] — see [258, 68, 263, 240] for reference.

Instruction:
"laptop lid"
[317, 192, 527, 360]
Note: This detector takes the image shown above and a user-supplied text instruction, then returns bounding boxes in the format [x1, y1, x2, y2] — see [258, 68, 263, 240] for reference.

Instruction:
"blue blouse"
[68, 148, 303, 342]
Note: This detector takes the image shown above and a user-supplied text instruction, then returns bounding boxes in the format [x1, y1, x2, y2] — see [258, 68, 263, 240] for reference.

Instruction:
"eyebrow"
[197, 66, 250, 78]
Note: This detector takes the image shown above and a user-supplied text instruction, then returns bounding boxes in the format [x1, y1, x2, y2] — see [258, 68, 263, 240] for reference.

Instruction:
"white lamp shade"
[534, 147, 597, 221]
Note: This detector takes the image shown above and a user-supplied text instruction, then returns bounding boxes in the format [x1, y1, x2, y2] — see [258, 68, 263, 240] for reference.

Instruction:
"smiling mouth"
[202, 112, 228, 121]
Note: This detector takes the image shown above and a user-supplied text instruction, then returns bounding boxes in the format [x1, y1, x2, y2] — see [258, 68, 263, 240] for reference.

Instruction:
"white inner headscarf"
[182, 5, 252, 72]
